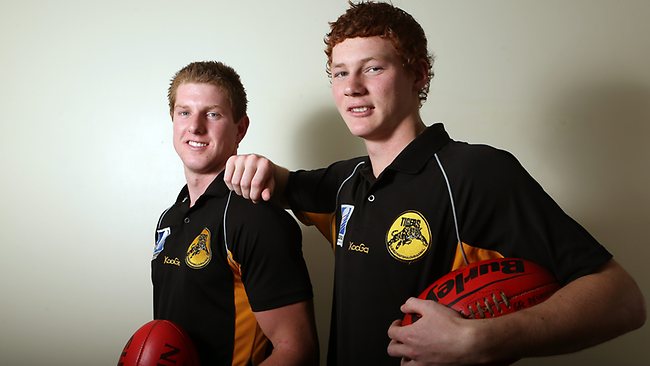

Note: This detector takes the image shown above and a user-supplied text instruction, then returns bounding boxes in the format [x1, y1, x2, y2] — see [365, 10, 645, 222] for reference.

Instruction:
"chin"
[343, 121, 370, 138]
[348, 126, 380, 141]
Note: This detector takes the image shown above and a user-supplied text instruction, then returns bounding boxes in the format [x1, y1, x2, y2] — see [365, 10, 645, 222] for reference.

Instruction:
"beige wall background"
[1, 0, 647, 364]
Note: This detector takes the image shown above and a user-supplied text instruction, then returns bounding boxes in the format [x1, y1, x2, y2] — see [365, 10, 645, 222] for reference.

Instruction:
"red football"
[117, 320, 200, 366]
[403, 258, 560, 325]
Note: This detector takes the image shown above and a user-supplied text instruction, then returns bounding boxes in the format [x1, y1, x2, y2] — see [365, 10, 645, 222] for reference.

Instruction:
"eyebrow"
[173, 104, 223, 110]
[331, 56, 378, 69]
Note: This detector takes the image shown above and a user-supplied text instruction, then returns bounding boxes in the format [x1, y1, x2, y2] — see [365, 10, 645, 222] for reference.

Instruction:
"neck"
[185, 170, 221, 207]
[365, 120, 426, 177]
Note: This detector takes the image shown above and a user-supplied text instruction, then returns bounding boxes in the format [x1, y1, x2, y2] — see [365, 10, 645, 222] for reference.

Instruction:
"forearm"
[269, 164, 290, 208]
[474, 260, 646, 362]
[255, 301, 319, 366]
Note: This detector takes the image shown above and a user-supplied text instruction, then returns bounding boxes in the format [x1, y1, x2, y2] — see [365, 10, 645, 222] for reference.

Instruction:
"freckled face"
[172, 83, 247, 178]
[330, 36, 422, 141]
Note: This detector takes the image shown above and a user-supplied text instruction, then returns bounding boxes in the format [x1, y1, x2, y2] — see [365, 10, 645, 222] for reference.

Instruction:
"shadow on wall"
[300, 227, 333, 364]
[291, 105, 366, 170]
[524, 80, 650, 365]
[536, 79, 650, 232]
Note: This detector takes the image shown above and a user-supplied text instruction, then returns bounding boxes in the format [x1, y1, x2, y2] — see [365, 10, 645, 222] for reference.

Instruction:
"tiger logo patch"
[186, 227, 212, 269]
[386, 211, 431, 262]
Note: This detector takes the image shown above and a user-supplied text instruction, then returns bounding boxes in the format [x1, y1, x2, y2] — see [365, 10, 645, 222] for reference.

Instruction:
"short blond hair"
[167, 61, 247, 121]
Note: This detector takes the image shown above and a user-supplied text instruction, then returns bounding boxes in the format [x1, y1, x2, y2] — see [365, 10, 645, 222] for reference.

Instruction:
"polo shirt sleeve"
[287, 157, 368, 213]
[445, 144, 612, 285]
[286, 158, 368, 244]
[228, 200, 313, 312]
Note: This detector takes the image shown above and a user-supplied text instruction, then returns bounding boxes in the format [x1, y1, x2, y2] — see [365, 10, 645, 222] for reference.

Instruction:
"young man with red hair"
[225, 2, 645, 365]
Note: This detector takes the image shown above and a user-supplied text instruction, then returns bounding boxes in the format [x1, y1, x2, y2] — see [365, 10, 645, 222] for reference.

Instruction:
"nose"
[344, 74, 367, 97]
[187, 114, 205, 134]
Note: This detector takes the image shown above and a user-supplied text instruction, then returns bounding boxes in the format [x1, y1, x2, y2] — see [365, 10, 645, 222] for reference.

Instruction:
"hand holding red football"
[389, 258, 560, 365]
[388, 298, 474, 365]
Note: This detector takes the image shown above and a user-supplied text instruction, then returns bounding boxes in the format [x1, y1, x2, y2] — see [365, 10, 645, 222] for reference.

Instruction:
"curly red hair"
[324, 1, 434, 103]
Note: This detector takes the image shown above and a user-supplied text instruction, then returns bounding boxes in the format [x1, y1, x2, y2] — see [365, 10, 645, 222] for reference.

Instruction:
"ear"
[236, 115, 249, 144]
[412, 59, 430, 92]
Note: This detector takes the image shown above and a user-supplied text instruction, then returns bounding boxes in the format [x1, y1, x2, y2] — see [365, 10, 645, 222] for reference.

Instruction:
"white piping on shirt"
[223, 190, 233, 254]
[336, 161, 366, 204]
[434, 153, 469, 266]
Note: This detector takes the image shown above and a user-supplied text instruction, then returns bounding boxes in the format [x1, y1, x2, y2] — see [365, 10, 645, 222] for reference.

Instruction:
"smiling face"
[172, 82, 248, 180]
[330, 36, 426, 142]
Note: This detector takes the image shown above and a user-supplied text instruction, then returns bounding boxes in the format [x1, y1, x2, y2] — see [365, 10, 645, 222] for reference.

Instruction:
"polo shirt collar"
[387, 123, 451, 174]
[175, 171, 230, 206]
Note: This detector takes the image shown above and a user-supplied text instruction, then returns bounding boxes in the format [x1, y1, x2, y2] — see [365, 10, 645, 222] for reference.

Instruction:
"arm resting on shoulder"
[224, 154, 290, 206]
[255, 300, 319, 366]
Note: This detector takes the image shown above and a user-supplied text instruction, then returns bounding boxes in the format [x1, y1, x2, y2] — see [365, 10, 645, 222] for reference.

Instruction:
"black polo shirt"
[287, 123, 611, 366]
[152, 173, 313, 366]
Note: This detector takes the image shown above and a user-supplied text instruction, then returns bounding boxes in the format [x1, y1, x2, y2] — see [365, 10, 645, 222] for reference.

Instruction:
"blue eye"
[366, 66, 383, 73]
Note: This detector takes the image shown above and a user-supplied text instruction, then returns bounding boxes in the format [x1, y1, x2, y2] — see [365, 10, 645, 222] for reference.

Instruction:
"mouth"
[349, 105, 371, 112]
[348, 105, 374, 115]
[187, 140, 208, 147]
